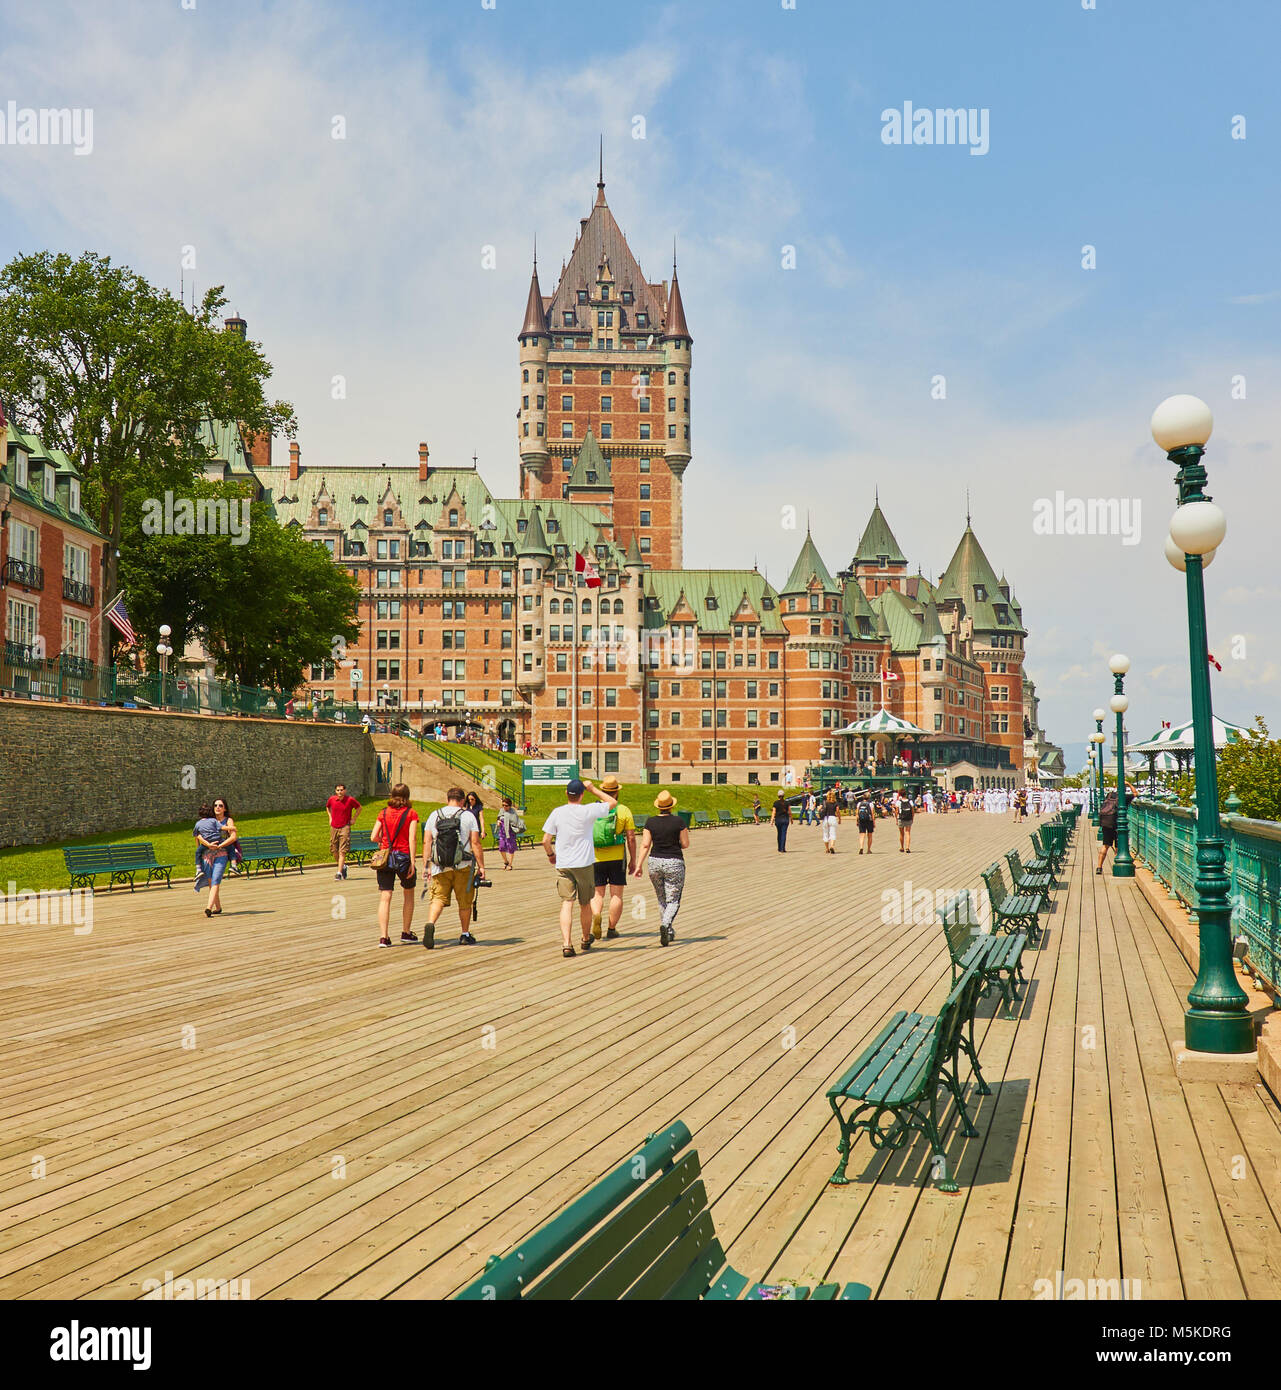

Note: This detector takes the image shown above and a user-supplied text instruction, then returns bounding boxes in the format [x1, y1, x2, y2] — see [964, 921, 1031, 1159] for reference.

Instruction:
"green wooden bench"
[1026, 827, 1059, 876]
[715, 809, 739, 827]
[633, 813, 649, 834]
[692, 811, 713, 831]
[456, 1122, 871, 1301]
[827, 967, 988, 1193]
[1004, 848, 1053, 907]
[235, 834, 304, 876]
[64, 842, 176, 892]
[982, 862, 1043, 945]
[346, 833, 382, 866]
[939, 891, 1026, 1015]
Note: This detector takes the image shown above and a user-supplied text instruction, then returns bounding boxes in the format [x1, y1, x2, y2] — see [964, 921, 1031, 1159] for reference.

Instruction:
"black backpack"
[432, 808, 470, 868]
[1099, 797, 1118, 831]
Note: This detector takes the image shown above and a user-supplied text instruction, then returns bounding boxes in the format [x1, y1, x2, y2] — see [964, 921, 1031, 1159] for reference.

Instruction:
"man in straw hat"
[589, 774, 637, 941]
[634, 789, 691, 947]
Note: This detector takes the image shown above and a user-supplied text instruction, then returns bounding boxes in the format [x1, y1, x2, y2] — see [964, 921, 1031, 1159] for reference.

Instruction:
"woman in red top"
[373, 783, 419, 948]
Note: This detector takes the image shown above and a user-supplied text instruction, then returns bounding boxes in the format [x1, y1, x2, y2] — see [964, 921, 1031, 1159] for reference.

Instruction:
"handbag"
[370, 808, 410, 870]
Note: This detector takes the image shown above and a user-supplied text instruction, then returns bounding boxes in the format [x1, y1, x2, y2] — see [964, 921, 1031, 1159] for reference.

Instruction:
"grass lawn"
[0, 781, 769, 892]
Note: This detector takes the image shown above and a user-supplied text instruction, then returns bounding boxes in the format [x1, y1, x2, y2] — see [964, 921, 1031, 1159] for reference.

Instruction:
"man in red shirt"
[326, 783, 362, 880]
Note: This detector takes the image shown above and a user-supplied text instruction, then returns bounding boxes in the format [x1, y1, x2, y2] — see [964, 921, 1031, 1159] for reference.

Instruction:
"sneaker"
[378, 937, 392, 948]
[423, 926, 435, 950]
[591, 913, 603, 939]
[459, 932, 477, 945]
[606, 927, 620, 939]
[400, 930, 418, 943]
[334, 872, 344, 881]
[659, 927, 670, 947]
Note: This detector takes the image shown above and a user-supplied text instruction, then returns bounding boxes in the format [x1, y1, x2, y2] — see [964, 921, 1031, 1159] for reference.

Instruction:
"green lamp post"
[1108, 656, 1134, 877]
[1152, 393, 1252, 1055]
[1090, 710, 1106, 824]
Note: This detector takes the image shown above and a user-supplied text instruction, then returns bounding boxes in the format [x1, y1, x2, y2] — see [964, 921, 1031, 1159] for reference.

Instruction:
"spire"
[853, 498, 907, 566]
[518, 504, 551, 557]
[624, 530, 644, 567]
[664, 252, 692, 341]
[519, 254, 547, 338]
[781, 530, 838, 595]
[595, 135, 606, 206]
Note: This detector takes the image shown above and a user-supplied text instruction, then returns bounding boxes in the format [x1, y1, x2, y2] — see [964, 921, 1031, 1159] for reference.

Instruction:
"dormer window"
[878, 555, 888, 567]
[706, 597, 718, 611]
[577, 290, 588, 304]
[69, 478, 80, 513]
[585, 471, 597, 484]
[503, 542, 514, 557]
[384, 509, 394, 526]
[449, 509, 458, 526]
[547, 518, 559, 532]
[517, 519, 527, 533]
[622, 291, 633, 304]
[318, 508, 328, 525]
[43, 467, 55, 502]
[762, 596, 775, 610]
[600, 285, 610, 300]
[563, 312, 575, 327]
[14, 451, 28, 488]
[637, 313, 648, 328]
[974, 584, 987, 602]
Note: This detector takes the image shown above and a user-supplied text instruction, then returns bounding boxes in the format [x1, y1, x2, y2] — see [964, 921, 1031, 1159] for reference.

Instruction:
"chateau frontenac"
[257, 172, 1056, 791]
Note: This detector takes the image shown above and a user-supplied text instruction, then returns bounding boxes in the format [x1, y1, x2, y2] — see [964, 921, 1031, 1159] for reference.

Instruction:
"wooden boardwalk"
[1, 809, 1279, 1300]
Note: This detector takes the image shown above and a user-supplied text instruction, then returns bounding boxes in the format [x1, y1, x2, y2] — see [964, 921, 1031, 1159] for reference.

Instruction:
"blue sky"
[1, 0, 1277, 764]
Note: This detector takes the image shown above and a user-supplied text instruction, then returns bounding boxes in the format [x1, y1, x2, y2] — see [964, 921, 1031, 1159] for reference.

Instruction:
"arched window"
[613, 599, 624, 614]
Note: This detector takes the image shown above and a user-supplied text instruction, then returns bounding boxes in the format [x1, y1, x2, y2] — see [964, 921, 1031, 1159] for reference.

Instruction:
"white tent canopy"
[1129, 715, 1252, 754]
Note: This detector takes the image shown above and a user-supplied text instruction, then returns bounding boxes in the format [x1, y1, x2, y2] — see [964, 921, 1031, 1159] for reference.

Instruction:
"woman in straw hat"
[634, 790, 691, 947]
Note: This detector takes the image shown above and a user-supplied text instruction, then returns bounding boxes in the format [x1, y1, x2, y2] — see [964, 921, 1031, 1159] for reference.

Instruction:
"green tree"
[0, 251, 295, 656]
[1217, 717, 1281, 822]
[118, 486, 360, 690]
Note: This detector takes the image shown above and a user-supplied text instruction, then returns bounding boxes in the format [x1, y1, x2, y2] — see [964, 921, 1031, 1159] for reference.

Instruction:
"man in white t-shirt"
[421, 787, 486, 950]
[542, 777, 618, 957]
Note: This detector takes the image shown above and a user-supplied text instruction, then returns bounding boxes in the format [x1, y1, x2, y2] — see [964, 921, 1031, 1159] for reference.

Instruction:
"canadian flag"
[1208, 653, 1222, 672]
[880, 669, 900, 683]
[574, 550, 602, 588]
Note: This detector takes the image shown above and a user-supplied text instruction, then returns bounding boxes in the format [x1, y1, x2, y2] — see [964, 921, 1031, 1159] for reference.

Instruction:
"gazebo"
[1128, 715, 1252, 790]
[834, 709, 928, 777]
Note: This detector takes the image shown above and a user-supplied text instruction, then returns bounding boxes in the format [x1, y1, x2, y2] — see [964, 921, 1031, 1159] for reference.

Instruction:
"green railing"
[0, 647, 361, 725]
[1130, 797, 1281, 997]
[413, 736, 525, 809]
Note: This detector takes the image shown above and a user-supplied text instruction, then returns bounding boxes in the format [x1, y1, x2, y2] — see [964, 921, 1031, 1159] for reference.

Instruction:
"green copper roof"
[568, 427, 612, 490]
[642, 569, 786, 634]
[873, 586, 926, 654]
[919, 595, 944, 645]
[937, 524, 1026, 636]
[853, 502, 907, 566]
[518, 504, 551, 556]
[4, 423, 103, 536]
[780, 530, 839, 595]
[841, 577, 876, 637]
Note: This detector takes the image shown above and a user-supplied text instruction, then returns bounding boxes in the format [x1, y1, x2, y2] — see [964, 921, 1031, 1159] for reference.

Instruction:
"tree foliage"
[0, 250, 295, 654]
[1217, 716, 1281, 822]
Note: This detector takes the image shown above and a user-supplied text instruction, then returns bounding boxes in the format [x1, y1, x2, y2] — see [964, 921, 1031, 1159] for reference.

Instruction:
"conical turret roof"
[665, 263, 691, 341]
[781, 530, 839, 595]
[938, 523, 1025, 635]
[853, 500, 907, 566]
[519, 260, 547, 338]
[568, 427, 612, 490]
[624, 531, 643, 566]
[518, 504, 551, 556]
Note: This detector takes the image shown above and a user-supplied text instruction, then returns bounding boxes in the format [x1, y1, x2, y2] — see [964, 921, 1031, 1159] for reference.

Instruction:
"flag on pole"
[1208, 653, 1222, 672]
[879, 669, 900, 683]
[574, 550, 601, 588]
[105, 594, 137, 645]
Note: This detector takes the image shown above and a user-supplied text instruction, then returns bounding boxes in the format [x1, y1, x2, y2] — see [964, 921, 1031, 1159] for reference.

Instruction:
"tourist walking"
[193, 798, 237, 917]
[541, 777, 618, 958]
[769, 791, 791, 852]
[494, 795, 524, 871]
[590, 775, 637, 941]
[463, 791, 486, 840]
[422, 786, 486, 948]
[821, 790, 841, 854]
[897, 791, 915, 853]
[751, 793, 762, 824]
[634, 790, 690, 946]
[1097, 789, 1119, 874]
[326, 782, 362, 880]
[371, 783, 419, 948]
[856, 794, 875, 854]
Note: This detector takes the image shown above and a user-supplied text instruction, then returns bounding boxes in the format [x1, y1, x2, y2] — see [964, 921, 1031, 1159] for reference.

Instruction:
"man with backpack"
[542, 777, 619, 958]
[421, 787, 487, 949]
[589, 774, 637, 941]
[1097, 788, 1120, 874]
[896, 790, 915, 853]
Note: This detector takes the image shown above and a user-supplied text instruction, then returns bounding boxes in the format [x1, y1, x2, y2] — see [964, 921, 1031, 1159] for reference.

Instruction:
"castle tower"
[516, 504, 552, 695]
[522, 155, 691, 568]
[518, 254, 551, 494]
[850, 493, 909, 598]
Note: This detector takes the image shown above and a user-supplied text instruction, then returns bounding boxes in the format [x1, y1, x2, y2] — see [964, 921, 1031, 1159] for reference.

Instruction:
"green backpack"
[592, 807, 627, 849]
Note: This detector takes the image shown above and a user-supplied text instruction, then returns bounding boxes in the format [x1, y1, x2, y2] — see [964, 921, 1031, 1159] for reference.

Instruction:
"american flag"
[105, 594, 137, 646]
[574, 550, 602, 588]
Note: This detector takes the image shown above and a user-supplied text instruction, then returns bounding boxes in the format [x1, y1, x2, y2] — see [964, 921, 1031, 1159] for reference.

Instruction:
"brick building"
[1, 422, 105, 691]
[264, 172, 1051, 789]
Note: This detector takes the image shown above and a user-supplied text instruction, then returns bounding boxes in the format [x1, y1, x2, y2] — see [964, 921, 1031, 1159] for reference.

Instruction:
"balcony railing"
[3, 557, 44, 591]
[62, 576, 94, 606]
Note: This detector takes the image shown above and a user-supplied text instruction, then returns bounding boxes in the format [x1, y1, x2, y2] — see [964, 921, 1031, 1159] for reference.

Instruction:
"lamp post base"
[1184, 1009, 1256, 1056]
[1111, 859, 1135, 878]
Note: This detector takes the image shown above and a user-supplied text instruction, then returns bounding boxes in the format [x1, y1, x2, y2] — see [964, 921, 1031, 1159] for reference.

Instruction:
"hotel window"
[556, 688, 568, 707]
[561, 395, 572, 410]
[563, 312, 575, 327]
[639, 457, 650, 472]
[638, 396, 650, 413]
[562, 422, 573, 438]
[639, 424, 650, 440]
[637, 312, 648, 328]
[523, 369, 530, 381]
[668, 425, 676, 438]
[668, 397, 676, 412]
[600, 423, 612, 439]
[62, 613, 89, 658]
[384, 510, 394, 526]
[69, 478, 80, 513]
[600, 395, 612, 412]
[6, 596, 36, 647]
[64, 542, 88, 583]
[600, 370, 612, 385]
[13, 451, 28, 487]
[640, 510, 651, 527]
[318, 509, 328, 525]
[577, 290, 588, 304]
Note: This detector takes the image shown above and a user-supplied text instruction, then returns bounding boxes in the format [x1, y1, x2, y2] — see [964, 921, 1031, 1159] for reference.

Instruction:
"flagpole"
[571, 572, 579, 767]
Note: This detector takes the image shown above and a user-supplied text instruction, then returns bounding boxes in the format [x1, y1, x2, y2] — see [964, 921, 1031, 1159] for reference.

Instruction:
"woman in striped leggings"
[634, 790, 691, 947]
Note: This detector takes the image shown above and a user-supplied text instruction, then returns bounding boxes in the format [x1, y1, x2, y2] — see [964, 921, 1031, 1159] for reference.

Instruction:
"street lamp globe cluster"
[1149, 393, 1252, 1057]
[156, 623, 174, 704]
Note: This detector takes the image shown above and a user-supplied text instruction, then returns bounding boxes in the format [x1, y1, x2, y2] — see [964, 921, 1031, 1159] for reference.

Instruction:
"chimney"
[224, 315, 247, 339]
[289, 441, 300, 481]
[418, 441, 430, 482]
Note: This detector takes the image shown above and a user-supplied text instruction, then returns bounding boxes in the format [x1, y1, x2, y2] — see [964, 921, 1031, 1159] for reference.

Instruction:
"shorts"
[1100, 826, 1117, 848]
[821, 817, 838, 842]
[429, 866, 475, 907]
[897, 816, 913, 830]
[330, 824, 352, 856]
[556, 865, 596, 904]
[593, 859, 627, 888]
[376, 850, 417, 892]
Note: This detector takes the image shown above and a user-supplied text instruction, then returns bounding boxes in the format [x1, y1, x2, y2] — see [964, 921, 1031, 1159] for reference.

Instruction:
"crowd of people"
[190, 771, 1088, 956]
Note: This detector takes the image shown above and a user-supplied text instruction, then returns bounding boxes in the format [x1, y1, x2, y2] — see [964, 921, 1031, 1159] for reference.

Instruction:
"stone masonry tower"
[517, 150, 691, 569]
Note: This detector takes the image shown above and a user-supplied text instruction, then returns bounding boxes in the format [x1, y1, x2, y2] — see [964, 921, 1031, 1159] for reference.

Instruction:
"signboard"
[350, 669, 364, 687]
[523, 759, 580, 786]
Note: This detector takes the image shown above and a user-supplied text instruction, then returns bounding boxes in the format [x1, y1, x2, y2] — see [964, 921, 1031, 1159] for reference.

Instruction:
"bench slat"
[577, 1180, 711, 1301]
